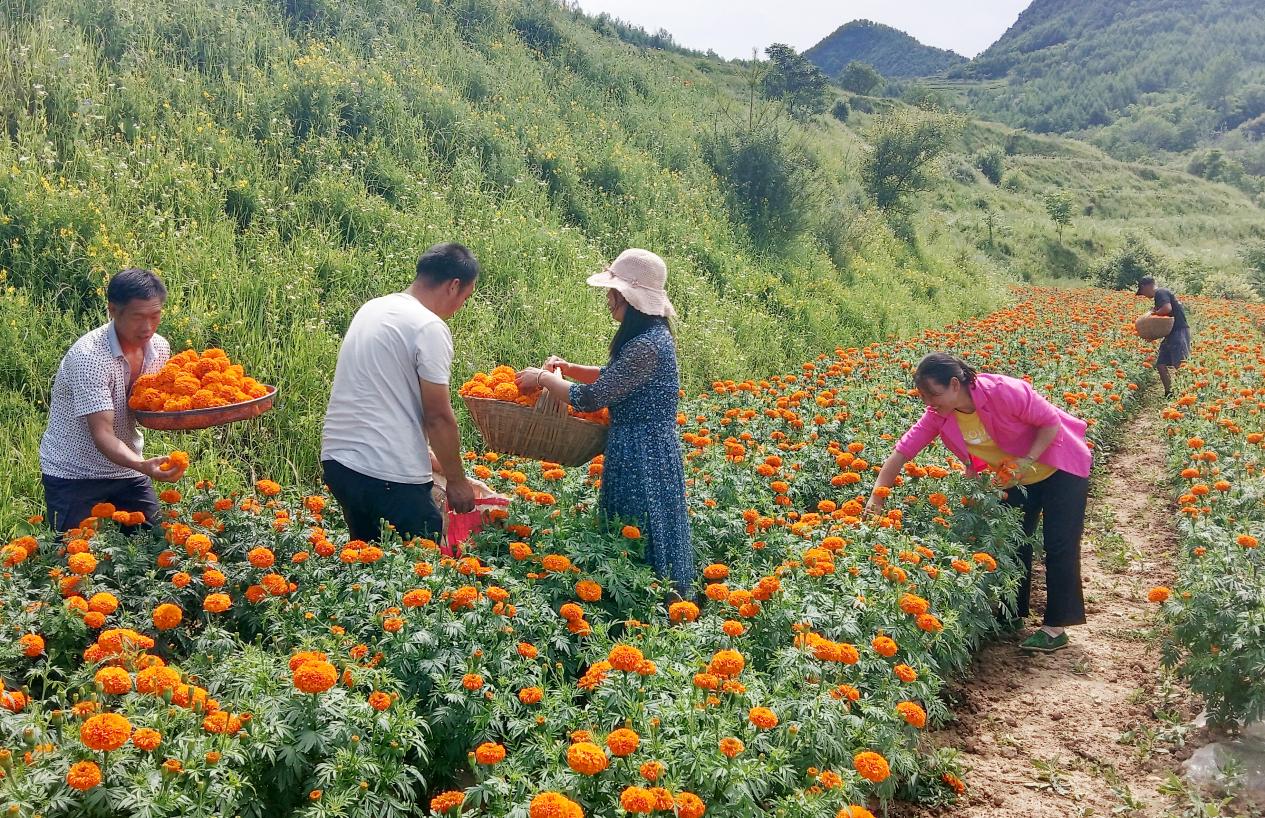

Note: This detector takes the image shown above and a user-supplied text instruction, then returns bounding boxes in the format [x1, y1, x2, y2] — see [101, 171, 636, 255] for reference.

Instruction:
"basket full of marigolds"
[459, 365, 608, 467]
[129, 348, 276, 431]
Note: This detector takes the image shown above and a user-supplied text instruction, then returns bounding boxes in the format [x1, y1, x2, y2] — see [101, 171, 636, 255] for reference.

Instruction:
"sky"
[572, 0, 1033, 60]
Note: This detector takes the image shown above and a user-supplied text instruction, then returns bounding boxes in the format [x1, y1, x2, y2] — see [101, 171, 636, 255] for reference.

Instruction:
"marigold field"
[5, 287, 1258, 818]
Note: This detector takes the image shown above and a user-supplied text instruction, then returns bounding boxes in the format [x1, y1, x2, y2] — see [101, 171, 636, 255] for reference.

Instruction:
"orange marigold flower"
[749, 706, 778, 729]
[474, 742, 506, 764]
[530, 792, 584, 818]
[430, 791, 465, 813]
[722, 619, 745, 637]
[559, 602, 584, 622]
[838, 807, 877, 818]
[916, 614, 943, 633]
[708, 649, 745, 678]
[292, 659, 338, 694]
[702, 563, 730, 580]
[893, 664, 918, 683]
[575, 579, 602, 602]
[95, 666, 132, 695]
[896, 700, 927, 728]
[1147, 586, 1172, 603]
[202, 593, 231, 613]
[898, 593, 930, 616]
[402, 588, 432, 608]
[1238, 534, 1259, 548]
[518, 686, 544, 705]
[719, 736, 744, 758]
[247, 547, 276, 568]
[68, 552, 98, 575]
[567, 741, 608, 775]
[19, 633, 44, 658]
[871, 636, 898, 657]
[255, 479, 282, 497]
[606, 728, 640, 757]
[541, 554, 572, 573]
[609, 644, 645, 672]
[669, 601, 700, 623]
[368, 691, 392, 711]
[853, 750, 890, 782]
[620, 786, 657, 814]
[461, 673, 484, 691]
[942, 772, 966, 795]
[67, 760, 103, 791]
[675, 792, 706, 818]
[152, 603, 183, 631]
[640, 760, 664, 782]
[131, 727, 161, 752]
[621, 525, 641, 539]
[81, 712, 132, 751]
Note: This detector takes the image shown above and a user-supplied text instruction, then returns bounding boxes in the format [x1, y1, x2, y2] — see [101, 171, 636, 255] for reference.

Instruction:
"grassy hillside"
[804, 20, 967, 79]
[0, 0, 1262, 527]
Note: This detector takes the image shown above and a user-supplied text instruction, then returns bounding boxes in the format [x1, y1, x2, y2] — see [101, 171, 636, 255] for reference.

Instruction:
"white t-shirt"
[321, 293, 453, 483]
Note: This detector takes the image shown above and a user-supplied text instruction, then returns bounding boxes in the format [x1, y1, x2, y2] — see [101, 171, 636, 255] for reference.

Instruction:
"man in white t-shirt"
[321, 242, 479, 542]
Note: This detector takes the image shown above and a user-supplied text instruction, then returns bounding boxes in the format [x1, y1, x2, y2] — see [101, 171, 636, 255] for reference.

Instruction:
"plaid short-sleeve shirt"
[39, 323, 170, 480]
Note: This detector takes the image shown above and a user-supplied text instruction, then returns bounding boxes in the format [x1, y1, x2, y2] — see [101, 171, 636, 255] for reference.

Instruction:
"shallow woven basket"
[463, 392, 607, 466]
[1135, 314, 1174, 341]
[134, 386, 278, 431]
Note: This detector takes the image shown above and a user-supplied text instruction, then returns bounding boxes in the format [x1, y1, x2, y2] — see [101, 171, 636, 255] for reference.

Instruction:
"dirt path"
[900, 393, 1203, 818]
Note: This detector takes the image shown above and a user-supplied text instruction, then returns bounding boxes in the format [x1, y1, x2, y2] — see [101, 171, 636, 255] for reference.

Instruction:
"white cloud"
[573, 0, 1031, 60]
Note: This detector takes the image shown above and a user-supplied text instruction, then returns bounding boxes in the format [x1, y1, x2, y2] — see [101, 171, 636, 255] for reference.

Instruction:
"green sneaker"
[1020, 630, 1068, 653]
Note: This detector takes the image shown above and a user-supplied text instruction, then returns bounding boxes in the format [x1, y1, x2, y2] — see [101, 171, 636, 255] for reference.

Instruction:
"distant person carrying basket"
[1135, 275, 1189, 399]
[516, 249, 695, 599]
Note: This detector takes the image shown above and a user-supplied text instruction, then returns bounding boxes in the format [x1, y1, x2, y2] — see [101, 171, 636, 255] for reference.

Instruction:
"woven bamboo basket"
[462, 392, 607, 466]
[1135, 314, 1174, 341]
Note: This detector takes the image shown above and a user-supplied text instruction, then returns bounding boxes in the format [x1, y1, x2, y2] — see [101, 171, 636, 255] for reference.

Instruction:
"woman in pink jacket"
[865, 353, 1092, 654]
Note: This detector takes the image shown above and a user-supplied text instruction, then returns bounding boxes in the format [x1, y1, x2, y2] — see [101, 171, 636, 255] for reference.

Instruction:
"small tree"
[973, 147, 1004, 185]
[761, 43, 829, 121]
[1044, 190, 1073, 240]
[1241, 241, 1265, 297]
[830, 99, 850, 122]
[838, 61, 882, 96]
[860, 107, 964, 212]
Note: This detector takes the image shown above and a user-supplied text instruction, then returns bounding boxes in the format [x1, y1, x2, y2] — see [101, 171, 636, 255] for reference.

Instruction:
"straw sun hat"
[585, 248, 677, 319]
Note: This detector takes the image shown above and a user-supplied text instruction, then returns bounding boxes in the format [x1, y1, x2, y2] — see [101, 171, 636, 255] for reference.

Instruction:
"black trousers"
[1001, 469, 1088, 627]
[321, 459, 442, 544]
[41, 473, 159, 534]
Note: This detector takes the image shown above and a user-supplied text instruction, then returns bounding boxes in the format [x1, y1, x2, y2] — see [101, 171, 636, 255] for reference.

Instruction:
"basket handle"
[533, 390, 569, 418]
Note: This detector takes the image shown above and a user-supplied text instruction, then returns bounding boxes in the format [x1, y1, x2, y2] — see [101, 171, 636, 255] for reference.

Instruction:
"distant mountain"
[804, 20, 967, 80]
[957, 0, 1265, 149]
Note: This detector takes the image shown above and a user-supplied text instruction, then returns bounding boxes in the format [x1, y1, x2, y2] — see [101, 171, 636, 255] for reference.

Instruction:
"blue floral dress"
[569, 323, 695, 594]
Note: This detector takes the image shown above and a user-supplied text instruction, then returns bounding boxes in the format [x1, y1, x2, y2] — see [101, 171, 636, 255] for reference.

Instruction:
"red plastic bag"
[442, 496, 509, 558]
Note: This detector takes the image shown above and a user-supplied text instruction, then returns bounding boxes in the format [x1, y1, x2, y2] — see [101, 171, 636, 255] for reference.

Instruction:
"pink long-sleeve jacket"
[894, 373, 1093, 478]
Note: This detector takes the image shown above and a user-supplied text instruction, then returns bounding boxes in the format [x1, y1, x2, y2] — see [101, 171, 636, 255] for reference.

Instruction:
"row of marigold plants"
[1147, 298, 1265, 724]
[0, 288, 1157, 817]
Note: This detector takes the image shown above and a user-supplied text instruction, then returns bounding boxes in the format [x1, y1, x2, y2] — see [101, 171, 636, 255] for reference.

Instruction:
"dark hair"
[610, 304, 672, 360]
[1137, 275, 1155, 287]
[415, 242, 480, 287]
[913, 352, 978, 391]
[106, 268, 166, 306]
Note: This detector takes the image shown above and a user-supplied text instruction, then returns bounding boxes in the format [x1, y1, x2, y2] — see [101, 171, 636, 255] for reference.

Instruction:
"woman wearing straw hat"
[516, 249, 695, 598]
